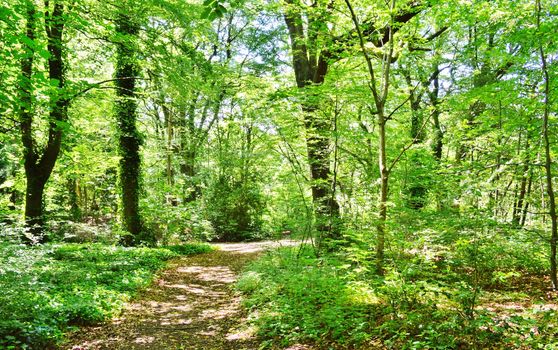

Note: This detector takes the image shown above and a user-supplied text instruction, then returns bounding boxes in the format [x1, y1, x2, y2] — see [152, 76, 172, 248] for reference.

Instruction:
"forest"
[0, 0, 557, 349]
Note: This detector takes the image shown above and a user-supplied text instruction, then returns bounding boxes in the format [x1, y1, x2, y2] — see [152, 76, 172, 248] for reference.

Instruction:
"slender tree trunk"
[520, 170, 533, 227]
[537, 0, 557, 289]
[67, 178, 81, 221]
[162, 104, 174, 186]
[513, 141, 530, 226]
[428, 66, 446, 210]
[432, 109, 443, 160]
[344, 0, 396, 274]
[377, 109, 388, 275]
[115, 11, 145, 245]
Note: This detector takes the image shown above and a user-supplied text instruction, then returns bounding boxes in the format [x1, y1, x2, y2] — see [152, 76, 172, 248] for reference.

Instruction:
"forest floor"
[63, 240, 304, 350]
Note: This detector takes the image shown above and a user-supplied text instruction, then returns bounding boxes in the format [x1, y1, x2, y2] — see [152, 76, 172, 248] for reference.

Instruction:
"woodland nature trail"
[65, 241, 300, 350]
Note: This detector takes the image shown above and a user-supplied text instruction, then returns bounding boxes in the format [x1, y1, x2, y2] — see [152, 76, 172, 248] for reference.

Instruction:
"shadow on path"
[64, 241, 298, 350]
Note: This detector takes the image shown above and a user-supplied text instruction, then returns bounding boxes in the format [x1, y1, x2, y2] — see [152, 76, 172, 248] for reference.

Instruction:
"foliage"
[239, 225, 557, 349]
[205, 174, 266, 241]
[0, 241, 212, 349]
[237, 246, 376, 348]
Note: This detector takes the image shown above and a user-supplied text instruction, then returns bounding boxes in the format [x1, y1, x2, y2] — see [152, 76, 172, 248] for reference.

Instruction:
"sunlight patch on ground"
[64, 241, 298, 349]
[284, 345, 314, 350]
[214, 240, 300, 253]
[159, 318, 192, 326]
[226, 324, 256, 341]
[177, 265, 237, 284]
[200, 300, 241, 320]
[133, 336, 155, 344]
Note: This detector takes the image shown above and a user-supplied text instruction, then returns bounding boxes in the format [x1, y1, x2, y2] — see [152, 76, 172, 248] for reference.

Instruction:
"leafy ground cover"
[237, 215, 558, 350]
[0, 242, 212, 349]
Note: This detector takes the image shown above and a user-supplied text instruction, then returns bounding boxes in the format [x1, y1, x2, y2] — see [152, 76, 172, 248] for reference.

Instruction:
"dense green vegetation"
[1, 0, 558, 348]
[238, 215, 557, 349]
[0, 241, 212, 348]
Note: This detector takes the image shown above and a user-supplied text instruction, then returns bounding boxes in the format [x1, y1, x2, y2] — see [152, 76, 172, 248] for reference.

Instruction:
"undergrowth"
[238, 235, 558, 350]
[0, 242, 212, 349]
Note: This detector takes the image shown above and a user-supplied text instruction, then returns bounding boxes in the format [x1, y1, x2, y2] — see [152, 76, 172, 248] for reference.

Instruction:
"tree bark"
[537, 0, 557, 290]
[115, 10, 145, 245]
[377, 108, 388, 275]
[513, 137, 530, 226]
[520, 170, 533, 227]
[283, 1, 341, 249]
[19, 1, 68, 242]
[429, 66, 443, 160]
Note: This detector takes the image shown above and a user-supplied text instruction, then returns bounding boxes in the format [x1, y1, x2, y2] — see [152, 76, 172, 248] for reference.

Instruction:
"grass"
[0, 241, 213, 349]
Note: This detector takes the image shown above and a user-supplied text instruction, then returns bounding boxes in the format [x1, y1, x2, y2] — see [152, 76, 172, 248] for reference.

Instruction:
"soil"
[63, 241, 299, 350]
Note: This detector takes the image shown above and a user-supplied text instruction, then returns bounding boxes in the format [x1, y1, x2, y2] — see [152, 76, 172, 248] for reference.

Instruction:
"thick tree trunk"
[24, 174, 46, 240]
[302, 104, 341, 247]
[181, 148, 198, 203]
[405, 72, 428, 210]
[20, 2, 39, 238]
[115, 11, 145, 245]
[283, 3, 341, 248]
[407, 81, 426, 210]
[19, 1, 67, 242]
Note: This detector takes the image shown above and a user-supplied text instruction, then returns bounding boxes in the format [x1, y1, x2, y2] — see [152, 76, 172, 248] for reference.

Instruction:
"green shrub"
[205, 175, 267, 241]
[237, 246, 377, 348]
[163, 242, 213, 255]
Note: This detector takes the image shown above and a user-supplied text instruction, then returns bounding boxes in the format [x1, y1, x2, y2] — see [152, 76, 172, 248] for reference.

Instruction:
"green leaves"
[201, 0, 228, 20]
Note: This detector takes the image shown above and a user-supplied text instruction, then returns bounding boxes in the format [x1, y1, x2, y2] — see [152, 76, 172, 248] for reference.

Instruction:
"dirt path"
[65, 241, 298, 350]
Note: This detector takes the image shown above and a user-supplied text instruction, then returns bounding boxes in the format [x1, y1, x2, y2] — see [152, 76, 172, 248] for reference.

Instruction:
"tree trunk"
[377, 109, 388, 275]
[520, 170, 533, 227]
[162, 103, 174, 186]
[283, 3, 341, 248]
[404, 71, 427, 209]
[538, 7, 557, 289]
[429, 68, 443, 160]
[24, 174, 46, 241]
[115, 11, 145, 245]
[513, 141, 529, 226]
[68, 178, 81, 221]
[19, 1, 68, 242]
[181, 148, 198, 203]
